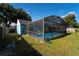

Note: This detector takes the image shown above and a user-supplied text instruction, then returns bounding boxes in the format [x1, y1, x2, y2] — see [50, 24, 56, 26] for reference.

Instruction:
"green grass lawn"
[2, 32, 79, 56]
[23, 32, 79, 56]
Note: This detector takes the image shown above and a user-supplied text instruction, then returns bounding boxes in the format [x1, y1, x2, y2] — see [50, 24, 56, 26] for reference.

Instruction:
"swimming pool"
[32, 32, 63, 39]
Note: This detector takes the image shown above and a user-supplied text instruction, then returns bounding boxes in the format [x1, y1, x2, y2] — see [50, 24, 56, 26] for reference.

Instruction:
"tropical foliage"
[63, 13, 79, 28]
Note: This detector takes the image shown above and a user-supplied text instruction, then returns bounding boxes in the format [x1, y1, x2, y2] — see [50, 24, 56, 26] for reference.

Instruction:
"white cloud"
[67, 11, 75, 15]
[61, 11, 76, 18]
[61, 15, 66, 18]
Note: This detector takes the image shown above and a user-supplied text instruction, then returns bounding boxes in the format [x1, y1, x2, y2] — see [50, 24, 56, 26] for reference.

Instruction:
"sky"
[11, 3, 79, 23]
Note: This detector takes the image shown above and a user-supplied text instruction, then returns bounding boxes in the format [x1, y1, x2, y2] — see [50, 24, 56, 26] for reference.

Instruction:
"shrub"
[75, 28, 79, 32]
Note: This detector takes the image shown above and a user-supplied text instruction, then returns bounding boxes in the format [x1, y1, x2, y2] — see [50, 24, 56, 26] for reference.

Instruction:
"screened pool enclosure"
[26, 20, 44, 39]
[26, 15, 67, 40]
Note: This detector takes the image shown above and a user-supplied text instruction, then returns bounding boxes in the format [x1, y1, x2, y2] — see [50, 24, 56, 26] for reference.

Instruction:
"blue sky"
[11, 3, 79, 23]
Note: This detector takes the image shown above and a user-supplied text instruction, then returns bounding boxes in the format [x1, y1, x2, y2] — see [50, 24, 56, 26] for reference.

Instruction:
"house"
[66, 28, 76, 33]
[16, 15, 67, 40]
[16, 19, 31, 35]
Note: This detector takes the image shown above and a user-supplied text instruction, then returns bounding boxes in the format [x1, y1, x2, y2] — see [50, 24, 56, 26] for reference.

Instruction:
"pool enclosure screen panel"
[26, 20, 44, 39]
[44, 16, 66, 33]
[44, 16, 67, 39]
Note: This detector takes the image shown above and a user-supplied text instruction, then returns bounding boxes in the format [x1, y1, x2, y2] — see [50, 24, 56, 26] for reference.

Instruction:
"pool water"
[44, 32, 62, 39]
[32, 32, 63, 39]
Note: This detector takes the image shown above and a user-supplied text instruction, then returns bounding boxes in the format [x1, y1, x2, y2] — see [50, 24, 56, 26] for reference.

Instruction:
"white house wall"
[16, 19, 31, 35]
[17, 19, 21, 35]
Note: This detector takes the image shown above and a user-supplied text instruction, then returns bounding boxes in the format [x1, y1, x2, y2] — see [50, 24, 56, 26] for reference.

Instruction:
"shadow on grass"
[53, 33, 71, 40]
[0, 33, 42, 56]
[16, 35, 42, 56]
[45, 33, 71, 43]
[0, 38, 9, 52]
